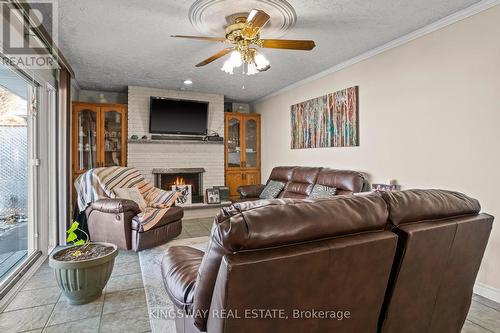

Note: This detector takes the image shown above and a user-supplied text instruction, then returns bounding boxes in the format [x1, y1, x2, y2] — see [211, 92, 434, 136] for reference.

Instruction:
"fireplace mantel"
[152, 168, 206, 174]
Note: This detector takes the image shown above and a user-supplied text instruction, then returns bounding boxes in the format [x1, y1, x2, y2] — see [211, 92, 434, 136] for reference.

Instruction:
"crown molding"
[254, 0, 500, 104]
[71, 78, 81, 91]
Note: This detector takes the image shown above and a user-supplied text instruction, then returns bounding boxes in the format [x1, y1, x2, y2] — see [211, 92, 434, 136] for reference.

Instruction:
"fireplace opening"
[153, 168, 205, 204]
[161, 174, 200, 202]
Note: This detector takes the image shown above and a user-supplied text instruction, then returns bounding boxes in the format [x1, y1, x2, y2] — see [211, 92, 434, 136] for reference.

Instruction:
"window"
[0, 65, 39, 284]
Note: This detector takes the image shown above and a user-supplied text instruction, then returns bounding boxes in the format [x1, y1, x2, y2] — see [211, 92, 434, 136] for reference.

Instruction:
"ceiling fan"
[172, 9, 316, 75]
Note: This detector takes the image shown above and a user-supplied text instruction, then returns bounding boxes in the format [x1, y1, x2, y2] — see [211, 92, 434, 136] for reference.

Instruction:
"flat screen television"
[149, 97, 208, 135]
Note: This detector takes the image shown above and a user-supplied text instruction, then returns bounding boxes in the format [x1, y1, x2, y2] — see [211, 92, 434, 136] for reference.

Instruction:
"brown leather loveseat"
[237, 166, 369, 201]
[161, 189, 493, 333]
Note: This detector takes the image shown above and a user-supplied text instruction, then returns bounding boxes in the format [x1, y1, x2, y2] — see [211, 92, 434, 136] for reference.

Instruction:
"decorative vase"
[98, 93, 107, 103]
[49, 242, 118, 305]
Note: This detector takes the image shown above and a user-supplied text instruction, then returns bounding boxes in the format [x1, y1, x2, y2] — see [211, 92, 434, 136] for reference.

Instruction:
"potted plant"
[49, 221, 118, 304]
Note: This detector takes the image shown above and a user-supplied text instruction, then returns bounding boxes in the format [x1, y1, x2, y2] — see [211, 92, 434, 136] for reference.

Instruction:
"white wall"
[77, 89, 127, 104]
[127, 86, 224, 138]
[253, 6, 500, 291]
[127, 86, 225, 191]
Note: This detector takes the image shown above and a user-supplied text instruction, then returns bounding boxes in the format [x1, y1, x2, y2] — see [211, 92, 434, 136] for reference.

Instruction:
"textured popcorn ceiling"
[54, 0, 481, 102]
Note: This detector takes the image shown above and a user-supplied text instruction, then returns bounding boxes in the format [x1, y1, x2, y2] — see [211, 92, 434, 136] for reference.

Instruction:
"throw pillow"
[259, 180, 286, 199]
[309, 184, 337, 199]
[114, 187, 148, 211]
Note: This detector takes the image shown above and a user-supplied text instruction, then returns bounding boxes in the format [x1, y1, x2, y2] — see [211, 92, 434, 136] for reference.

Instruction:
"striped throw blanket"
[75, 167, 178, 231]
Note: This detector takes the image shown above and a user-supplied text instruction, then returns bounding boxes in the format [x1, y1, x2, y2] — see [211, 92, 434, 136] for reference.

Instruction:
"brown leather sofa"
[86, 199, 183, 251]
[237, 166, 369, 201]
[161, 189, 493, 333]
[379, 190, 492, 333]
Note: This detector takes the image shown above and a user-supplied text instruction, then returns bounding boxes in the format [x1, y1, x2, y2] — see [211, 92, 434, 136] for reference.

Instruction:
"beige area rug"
[138, 236, 209, 333]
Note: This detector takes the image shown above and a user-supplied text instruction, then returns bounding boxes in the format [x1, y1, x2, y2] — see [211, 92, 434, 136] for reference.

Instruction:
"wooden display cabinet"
[72, 102, 127, 182]
[224, 112, 261, 200]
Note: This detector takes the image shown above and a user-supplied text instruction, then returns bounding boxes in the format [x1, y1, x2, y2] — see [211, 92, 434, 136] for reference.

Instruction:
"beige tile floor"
[1, 218, 499, 332]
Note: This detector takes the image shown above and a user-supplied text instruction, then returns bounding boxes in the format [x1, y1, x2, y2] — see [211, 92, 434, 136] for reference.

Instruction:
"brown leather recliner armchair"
[237, 166, 369, 201]
[86, 199, 183, 252]
[161, 189, 493, 333]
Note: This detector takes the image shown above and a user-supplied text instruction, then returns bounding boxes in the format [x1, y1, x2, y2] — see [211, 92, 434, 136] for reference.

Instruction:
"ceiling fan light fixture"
[221, 61, 234, 74]
[173, 8, 316, 76]
[229, 50, 243, 67]
[221, 50, 243, 74]
[254, 52, 270, 71]
[246, 62, 258, 76]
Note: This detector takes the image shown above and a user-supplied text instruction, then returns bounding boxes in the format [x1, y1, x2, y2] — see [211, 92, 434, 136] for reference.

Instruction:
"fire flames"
[173, 176, 185, 185]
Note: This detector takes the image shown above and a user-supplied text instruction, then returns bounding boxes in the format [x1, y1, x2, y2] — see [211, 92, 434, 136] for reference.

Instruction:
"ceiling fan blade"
[171, 35, 227, 43]
[241, 9, 270, 39]
[260, 39, 316, 50]
[195, 48, 233, 67]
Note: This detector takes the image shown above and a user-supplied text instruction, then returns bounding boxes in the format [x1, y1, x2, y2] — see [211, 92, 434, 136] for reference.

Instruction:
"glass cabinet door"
[75, 107, 98, 171]
[101, 108, 124, 167]
[226, 116, 241, 168]
[244, 117, 259, 168]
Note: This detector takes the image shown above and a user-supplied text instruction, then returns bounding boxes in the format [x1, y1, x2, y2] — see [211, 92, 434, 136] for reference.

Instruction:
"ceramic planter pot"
[49, 242, 118, 305]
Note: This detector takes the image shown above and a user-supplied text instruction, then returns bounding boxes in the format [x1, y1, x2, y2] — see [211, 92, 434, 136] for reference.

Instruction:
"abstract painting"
[291, 86, 359, 149]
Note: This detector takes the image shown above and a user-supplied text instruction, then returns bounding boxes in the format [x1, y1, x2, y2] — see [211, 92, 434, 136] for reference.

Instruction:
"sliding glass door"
[0, 65, 38, 284]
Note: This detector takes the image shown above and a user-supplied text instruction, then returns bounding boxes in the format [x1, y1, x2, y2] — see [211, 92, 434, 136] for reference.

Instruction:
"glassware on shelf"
[227, 117, 241, 167]
[77, 109, 98, 171]
[245, 118, 258, 168]
[103, 110, 123, 166]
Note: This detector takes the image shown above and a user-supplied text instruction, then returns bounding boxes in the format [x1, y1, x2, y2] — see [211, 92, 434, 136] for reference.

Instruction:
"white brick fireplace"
[127, 86, 225, 194]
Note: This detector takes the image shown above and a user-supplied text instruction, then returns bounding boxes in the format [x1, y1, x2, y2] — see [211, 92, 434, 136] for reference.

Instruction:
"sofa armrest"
[161, 246, 204, 311]
[237, 184, 266, 199]
[90, 199, 141, 215]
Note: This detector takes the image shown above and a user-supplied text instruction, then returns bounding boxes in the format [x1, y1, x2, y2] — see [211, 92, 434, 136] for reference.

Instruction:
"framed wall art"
[291, 86, 359, 149]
